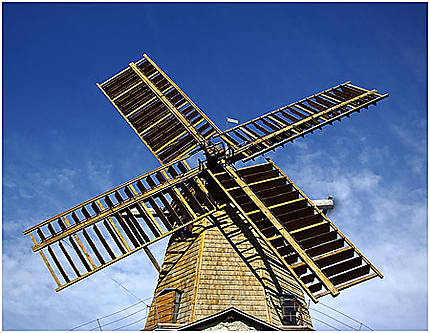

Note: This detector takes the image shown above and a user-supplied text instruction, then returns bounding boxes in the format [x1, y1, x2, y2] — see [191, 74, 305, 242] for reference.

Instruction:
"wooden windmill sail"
[23, 54, 388, 330]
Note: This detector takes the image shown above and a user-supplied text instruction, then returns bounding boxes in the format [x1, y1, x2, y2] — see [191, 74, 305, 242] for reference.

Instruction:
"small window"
[172, 290, 182, 323]
[153, 288, 183, 325]
[279, 293, 302, 326]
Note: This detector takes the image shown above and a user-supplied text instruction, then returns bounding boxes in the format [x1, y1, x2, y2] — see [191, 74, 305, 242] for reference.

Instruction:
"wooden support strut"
[63, 216, 97, 270]
[129, 185, 161, 272]
[234, 89, 380, 158]
[216, 81, 353, 136]
[267, 158, 383, 279]
[222, 164, 340, 297]
[23, 156, 194, 235]
[129, 62, 206, 147]
[205, 168, 319, 303]
[30, 234, 62, 288]
[143, 54, 223, 137]
[30, 168, 201, 252]
[54, 208, 221, 292]
[241, 93, 389, 162]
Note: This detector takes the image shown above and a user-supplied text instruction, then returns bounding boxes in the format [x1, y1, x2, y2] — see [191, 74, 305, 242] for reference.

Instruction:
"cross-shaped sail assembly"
[24, 54, 388, 306]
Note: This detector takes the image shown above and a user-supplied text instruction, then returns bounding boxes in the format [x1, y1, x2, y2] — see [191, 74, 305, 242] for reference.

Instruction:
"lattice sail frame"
[24, 53, 388, 302]
[218, 81, 388, 163]
[97, 54, 222, 165]
[203, 160, 383, 301]
[23, 157, 221, 291]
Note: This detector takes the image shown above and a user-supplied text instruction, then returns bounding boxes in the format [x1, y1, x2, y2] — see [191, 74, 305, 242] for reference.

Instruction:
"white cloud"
[274, 136, 427, 330]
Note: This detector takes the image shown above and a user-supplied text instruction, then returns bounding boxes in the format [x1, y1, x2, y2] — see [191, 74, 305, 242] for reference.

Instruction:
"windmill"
[23, 54, 388, 330]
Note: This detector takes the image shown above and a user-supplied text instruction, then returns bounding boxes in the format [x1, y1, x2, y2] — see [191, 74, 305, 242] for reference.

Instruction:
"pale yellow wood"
[30, 234, 61, 287]
[32, 168, 201, 251]
[246, 198, 306, 216]
[241, 94, 388, 162]
[216, 81, 351, 136]
[96, 200, 131, 252]
[129, 62, 205, 146]
[139, 113, 171, 136]
[268, 158, 384, 279]
[234, 90, 378, 158]
[55, 208, 218, 292]
[294, 103, 330, 121]
[23, 157, 191, 235]
[96, 82, 165, 166]
[63, 216, 97, 269]
[189, 219, 207, 322]
[223, 164, 339, 297]
[154, 118, 205, 154]
[205, 168, 318, 303]
[112, 80, 143, 101]
[143, 54, 223, 137]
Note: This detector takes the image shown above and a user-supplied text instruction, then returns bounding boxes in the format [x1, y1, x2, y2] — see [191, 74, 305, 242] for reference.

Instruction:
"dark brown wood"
[331, 265, 370, 286]
[293, 223, 330, 241]
[81, 206, 91, 220]
[82, 229, 105, 265]
[284, 214, 324, 233]
[47, 223, 57, 237]
[315, 247, 355, 269]
[71, 212, 80, 224]
[114, 212, 140, 248]
[299, 231, 338, 250]
[57, 218, 67, 231]
[103, 220, 127, 255]
[93, 224, 116, 260]
[133, 203, 162, 237]
[147, 198, 173, 230]
[47, 245, 70, 283]
[58, 240, 81, 277]
[323, 257, 363, 277]
[306, 238, 344, 257]
[69, 235, 92, 272]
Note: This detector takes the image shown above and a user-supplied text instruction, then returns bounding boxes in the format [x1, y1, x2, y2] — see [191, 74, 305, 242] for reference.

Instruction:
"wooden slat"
[82, 229, 105, 265]
[216, 83, 388, 163]
[68, 236, 92, 272]
[103, 220, 127, 255]
[58, 241, 81, 277]
[47, 245, 70, 283]
[93, 225, 116, 260]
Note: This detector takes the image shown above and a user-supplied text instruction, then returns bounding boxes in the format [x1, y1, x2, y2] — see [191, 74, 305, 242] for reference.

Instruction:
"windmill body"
[144, 201, 312, 330]
[23, 54, 388, 330]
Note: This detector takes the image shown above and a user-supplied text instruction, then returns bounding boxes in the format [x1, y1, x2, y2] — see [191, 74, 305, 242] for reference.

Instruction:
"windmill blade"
[23, 158, 220, 291]
[97, 54, 222, 164]
[202, 159, 382, 301]
[216, 82, 388, 162]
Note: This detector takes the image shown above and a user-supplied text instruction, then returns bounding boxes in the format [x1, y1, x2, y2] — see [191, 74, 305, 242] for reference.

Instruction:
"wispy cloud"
[275, 130, 427, 330]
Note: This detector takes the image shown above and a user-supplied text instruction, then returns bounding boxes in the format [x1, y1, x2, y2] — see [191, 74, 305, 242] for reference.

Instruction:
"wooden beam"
[215, 81, 352, 136]
[235, 90, 379, 158]
[30, 168, 201, 252]
[268, 158, 383, 279]
[241, 94, 388, 162]
[223, 164, 340, 297]
[205, 168, 319, 303]
[54, 208, 221, 292]
[129, 62, 205, 146]
[30, 234, 61, 288]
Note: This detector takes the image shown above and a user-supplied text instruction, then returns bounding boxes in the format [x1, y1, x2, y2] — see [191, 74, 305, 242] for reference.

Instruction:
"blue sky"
[3, 2, 427, 330]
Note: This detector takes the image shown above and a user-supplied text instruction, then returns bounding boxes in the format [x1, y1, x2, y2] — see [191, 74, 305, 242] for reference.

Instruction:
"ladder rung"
[290, 221, 327, 235]
[227, 176, 285, 192]
[246, 197, 306, 216]
[268, 234, 283, 242]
